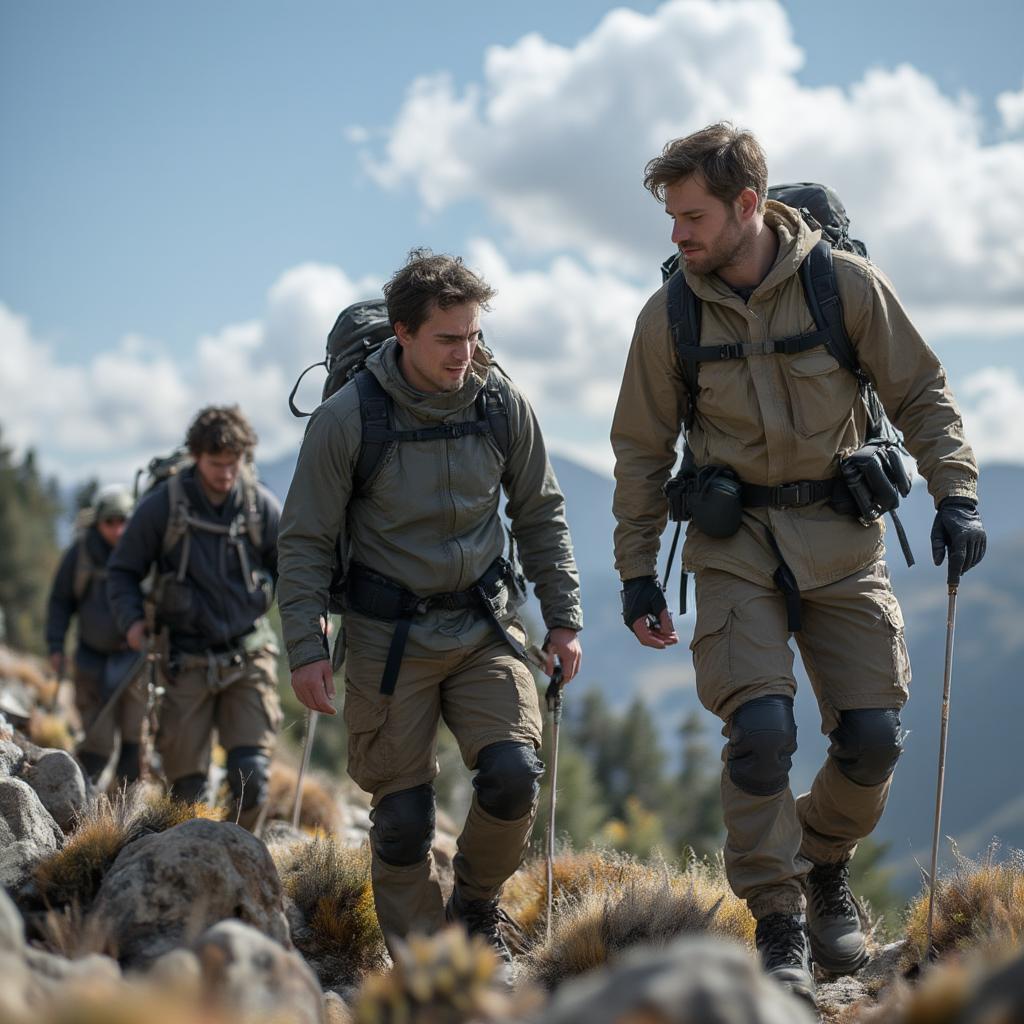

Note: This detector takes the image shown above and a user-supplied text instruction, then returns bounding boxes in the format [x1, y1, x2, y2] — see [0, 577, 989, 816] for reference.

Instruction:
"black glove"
[621, 576, 667, 632]
[930, 497, 987, 582]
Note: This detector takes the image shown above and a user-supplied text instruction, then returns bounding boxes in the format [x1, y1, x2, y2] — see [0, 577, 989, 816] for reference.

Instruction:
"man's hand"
[931, 497, 987, 582]
[48, 652, 65, 677]
[125, 620, 148, 652]
[291, 660, 337, 715]
[544, 627, 582, 684]
[621, 576, 678, 649]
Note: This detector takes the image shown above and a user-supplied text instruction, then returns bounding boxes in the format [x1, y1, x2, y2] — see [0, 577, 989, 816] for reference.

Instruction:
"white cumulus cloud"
[365, 0, 1024, 327]
[958, 367, 1024, 464]
[997, 79, 1024, 134]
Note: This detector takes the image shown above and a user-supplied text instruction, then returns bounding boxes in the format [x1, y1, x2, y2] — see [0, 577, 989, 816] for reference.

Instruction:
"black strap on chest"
[666, 240, 858, 430]
[352, 369, 511, 493]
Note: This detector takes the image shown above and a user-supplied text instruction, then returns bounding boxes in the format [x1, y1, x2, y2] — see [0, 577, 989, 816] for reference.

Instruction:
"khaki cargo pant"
[74, 660, 147, 760]
[157, 646, 282, 824]
[690, 561, 910, 919]
[343, 612, 543, 941]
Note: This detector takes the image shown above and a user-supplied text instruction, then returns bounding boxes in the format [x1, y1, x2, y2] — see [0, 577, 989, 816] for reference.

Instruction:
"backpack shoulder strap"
[72, 539, 94, 603]
[798, 241, 866, 383]
[477, 370, 512, 461]
[239, 466, 263, 550]
[161, 471, 191, 557]
[666, 270, 702, 431]
[353, 369, 393, 493]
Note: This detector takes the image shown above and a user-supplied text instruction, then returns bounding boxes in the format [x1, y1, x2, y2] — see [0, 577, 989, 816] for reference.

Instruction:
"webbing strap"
[379, 617, 412, 696]
[765, 527, 802, 632]
[673, 327, 832, 365]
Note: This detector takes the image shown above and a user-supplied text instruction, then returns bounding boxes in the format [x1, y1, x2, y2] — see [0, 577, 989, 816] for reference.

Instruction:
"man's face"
[96, 516, 127, 547]
[395, 301, 481, 395]
[194, 450, 243, 501]
[664, 175, 753, 277]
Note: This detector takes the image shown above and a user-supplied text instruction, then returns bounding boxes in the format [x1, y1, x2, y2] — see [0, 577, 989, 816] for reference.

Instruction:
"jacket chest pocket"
[783, 350, 858, 437]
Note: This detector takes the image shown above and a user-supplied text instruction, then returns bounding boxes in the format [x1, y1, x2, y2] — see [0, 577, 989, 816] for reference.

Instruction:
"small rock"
[0, 776, 63, 889]
[24, 947, 121, 995]
[324, 989, 354, 1024]
[0, 951, 34, 1019]
[0, 887, 25, 955]
[262, 820, 308, 848]
[147, 947, 202, 998]
[21, 750, 87, 833]
[0, 739, 24, 776]
[87, 817, 291, 967]
[193, 919, 324, 1024]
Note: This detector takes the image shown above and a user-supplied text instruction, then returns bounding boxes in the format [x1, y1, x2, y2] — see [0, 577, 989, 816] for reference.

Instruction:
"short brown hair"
[643, 122, 768, 211]
[383, 248, 496, 334]
[185, 405, 258, 459]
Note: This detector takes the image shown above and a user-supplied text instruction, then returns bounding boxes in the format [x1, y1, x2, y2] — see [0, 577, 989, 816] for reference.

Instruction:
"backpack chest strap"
[673, 325, 835, 364]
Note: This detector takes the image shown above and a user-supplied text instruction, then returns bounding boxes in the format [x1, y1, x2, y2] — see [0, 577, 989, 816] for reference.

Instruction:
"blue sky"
[2, 0, 1023, 479]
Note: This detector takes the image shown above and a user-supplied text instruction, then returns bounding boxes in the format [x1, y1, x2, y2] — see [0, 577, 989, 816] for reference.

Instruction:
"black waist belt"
[345, 560, 528, 695]
[741, 477, 846, 509]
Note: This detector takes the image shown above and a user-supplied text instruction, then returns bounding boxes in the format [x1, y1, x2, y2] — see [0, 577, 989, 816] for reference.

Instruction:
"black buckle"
[770, 483, 809, 508]
[717, 343, 744, 360]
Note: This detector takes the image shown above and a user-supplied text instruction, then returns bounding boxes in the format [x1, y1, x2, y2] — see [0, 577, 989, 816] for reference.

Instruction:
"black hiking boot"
[805, 860, 869, 975]
[445, 887, 515, 989]
[755, 913, 816, 1007]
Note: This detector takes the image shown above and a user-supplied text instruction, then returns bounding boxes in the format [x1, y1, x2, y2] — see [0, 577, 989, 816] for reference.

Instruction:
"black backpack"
[288, 299, 513, 493]
[662, 182, 895, 445]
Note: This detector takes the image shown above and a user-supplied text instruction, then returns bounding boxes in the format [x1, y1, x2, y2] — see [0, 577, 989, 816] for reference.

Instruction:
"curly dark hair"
[383, 248, 496, 334]
[184, 405, 258, 459]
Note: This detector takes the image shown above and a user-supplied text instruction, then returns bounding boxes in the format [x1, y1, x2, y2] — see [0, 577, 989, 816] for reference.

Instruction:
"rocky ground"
[2, 643, 1022, 1024]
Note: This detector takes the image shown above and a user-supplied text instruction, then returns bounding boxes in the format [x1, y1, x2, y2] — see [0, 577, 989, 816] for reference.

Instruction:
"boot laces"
[453, 895, 516, 962]
[756, 913, 807, 968]
[810, 862, 857, 919]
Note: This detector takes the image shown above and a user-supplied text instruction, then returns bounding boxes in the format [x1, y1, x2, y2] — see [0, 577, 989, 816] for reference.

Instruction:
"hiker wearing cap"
[106, 406, 282, 830]
[278, 249, 583, 975]
[46, 484, 145, 786]
[611, 123, 986, 1004]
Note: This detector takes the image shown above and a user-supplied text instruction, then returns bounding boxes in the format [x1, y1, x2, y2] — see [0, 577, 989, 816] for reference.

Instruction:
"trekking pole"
[544, 661, 564, 945]
[291, 708, 318, 830]
[925, 566, 959, 959]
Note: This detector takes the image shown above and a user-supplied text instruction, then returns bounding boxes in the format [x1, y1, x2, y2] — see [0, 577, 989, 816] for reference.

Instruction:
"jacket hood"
[366, 338, 491, 422]
[682, 200, 821, 303]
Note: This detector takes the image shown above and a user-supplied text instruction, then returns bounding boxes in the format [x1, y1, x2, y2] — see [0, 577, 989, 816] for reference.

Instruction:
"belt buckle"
[773, 484, 802, 509]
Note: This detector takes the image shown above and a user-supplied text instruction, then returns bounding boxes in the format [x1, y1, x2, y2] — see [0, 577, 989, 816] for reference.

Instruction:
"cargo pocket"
[690, 603, 733, 718]
[785, 350, 857, 437]
[343, 691, 391, 795]
[880, 595, 912, 700]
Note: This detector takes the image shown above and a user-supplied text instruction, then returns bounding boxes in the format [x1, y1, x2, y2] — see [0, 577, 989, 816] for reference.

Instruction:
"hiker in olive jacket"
[278, 249, 583, 973]
[46, 485, 144, 786]
[611, 124, 986, 1005]
[107, 405, 282, 830]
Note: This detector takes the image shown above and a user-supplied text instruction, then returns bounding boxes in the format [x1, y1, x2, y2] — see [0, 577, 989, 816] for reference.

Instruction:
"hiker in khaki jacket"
[278, 249, 583, 978]
[611, 123, 986, 1005]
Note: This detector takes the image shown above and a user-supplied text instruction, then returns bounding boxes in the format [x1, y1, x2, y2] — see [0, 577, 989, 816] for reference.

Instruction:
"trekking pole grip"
[545, 662, 564, 716]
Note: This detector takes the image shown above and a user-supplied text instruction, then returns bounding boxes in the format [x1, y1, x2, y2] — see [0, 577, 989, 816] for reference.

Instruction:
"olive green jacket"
[611, 203, 978, 591]
[279, 340, 583, 670]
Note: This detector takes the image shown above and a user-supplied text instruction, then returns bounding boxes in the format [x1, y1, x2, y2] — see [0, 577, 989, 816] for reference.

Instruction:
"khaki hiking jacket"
[278, 339, 583, 671]
[611, 202, 978, 592]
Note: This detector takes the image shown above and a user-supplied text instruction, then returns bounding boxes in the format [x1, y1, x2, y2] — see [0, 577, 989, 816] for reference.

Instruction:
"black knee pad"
[78, 750, 109, 784]
[474, 741, 545, 821]
[727, 695, 797, 796]
[829, 708, 903, 786]
[226, 746, 271, 810]
[370, 784, 436, 867]
[171, 772, 208, 804]
[117, 742, 141, 783]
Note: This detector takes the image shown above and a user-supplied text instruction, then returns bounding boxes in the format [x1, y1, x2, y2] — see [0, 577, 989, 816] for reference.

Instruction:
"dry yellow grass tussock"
[275, 835, 387, 987]
[33, 789, 223, 913]
[903, 843, 1024, 965]
[264, 760, 342, 834]
[521, 851, 754, 990]
[354, 926, 533, 1024]
[29, 710, 76, 751]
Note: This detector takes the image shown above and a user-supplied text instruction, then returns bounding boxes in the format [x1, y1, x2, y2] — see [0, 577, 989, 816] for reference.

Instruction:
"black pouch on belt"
[690, 466, 744, 539]
[836, 440, 914, 565]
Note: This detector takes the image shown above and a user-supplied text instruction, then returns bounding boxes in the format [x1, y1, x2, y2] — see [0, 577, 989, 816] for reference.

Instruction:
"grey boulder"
[21, 749, 87, 833]
[0, 776, 63, 889]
